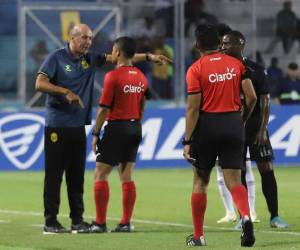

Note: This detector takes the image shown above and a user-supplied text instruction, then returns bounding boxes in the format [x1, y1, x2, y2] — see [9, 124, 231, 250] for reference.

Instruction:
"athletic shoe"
[111, 223, 134, 232]
[186, 234, 207, 246]
[270, 216, 288, 228]
[43, 220, 70, 234]
[234, 219, 242, 231]
[89, 221, 107, 233]
[250, 211, 260, 223]
[217, 212, 237, 223]
[241, 218, 255, 247]
[71, 221, 91, 233]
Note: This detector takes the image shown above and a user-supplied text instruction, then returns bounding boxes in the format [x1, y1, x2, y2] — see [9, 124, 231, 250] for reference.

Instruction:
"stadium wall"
[0, 105, 299, 171]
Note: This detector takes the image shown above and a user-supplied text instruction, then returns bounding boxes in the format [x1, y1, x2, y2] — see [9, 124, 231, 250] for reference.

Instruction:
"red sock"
[191, 193, 207, 239]
[94, 180, 109, 224]
[230, 184, 250, 218]
[120, 181, 136, 224]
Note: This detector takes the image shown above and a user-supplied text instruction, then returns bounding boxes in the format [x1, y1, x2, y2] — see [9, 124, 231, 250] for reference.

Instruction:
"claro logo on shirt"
[123, 82, 145, 93]
[208, 67, 237, 83]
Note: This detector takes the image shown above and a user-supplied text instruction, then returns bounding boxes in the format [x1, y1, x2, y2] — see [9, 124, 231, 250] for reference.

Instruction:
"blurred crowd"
[1, 0, 300, 105]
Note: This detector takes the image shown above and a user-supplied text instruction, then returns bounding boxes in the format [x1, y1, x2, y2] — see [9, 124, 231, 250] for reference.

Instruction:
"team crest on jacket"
[81, 60, 89, 69]
[50, 132, 58, 143]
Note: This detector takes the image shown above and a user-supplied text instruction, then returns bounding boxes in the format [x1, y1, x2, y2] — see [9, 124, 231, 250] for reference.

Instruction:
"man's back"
[186, 52, 245, 113]
[100, 66, 148, 121]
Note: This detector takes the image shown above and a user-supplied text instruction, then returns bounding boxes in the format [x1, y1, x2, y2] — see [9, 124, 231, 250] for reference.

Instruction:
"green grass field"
[0, 167, 299, 250]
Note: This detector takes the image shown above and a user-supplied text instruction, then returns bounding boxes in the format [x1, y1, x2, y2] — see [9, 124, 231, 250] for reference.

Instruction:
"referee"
[89, 37, 148, 233]
[183, 24, 257, 247]
[36, 24, 170, 234]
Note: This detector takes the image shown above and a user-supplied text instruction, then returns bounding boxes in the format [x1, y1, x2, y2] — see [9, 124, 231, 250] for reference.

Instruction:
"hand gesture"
[254, 129, 267, 146]
[92, 136, 98, 154]
[183, 145, 196, 164]
[149, 54, 173, 65]
[65, 90, 85, 108]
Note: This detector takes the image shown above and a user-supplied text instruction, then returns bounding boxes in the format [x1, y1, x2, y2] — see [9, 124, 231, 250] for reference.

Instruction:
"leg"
[43, 128, 65, 225]
[216, 166, 236, 223]
[117, 162, 136, 227]
[191, 167, 210, 240]
[245, 159, 259, 222]
[223, 169, 255, 247]
[94, 162, 112, 225]
[65, 128, 86, 225]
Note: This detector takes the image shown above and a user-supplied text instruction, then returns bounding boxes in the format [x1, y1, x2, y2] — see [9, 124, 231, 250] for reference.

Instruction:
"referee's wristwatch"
[182, 138, 193, 145]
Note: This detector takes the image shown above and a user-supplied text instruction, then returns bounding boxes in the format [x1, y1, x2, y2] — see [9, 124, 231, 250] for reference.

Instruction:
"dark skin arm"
[183, 93, 201, 163]
[241, 78, 257, 123]
[254, 94, 270, 145]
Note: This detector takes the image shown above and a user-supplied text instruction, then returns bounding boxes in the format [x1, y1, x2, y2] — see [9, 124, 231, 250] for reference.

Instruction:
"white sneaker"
[250, 211, 260, 223]
[217, 212, 237, 223]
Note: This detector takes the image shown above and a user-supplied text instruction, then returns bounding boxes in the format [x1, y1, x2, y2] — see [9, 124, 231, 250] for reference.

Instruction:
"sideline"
[0, 209, 299, 236]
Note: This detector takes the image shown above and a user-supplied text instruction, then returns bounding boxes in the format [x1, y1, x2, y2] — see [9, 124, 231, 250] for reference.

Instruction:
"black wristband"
[92, 130, 100, 137]
[182, 138, 193, 145]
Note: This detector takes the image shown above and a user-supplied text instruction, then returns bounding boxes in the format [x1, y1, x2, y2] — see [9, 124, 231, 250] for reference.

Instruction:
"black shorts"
[245, 127, 274, 162]
[190, 112, 244, 170]
[96, 120, 142, 166]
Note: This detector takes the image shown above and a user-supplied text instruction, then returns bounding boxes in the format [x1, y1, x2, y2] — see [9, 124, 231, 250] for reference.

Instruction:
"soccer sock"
[94, 180, 109, 225]
[216, 167, 235, 215]
[191, 193, 207, 239]
[261, 170, 278, 219]
[245, 160, 256, 214]
[230, 185, 250, 218]
[121, 181, 136, 225]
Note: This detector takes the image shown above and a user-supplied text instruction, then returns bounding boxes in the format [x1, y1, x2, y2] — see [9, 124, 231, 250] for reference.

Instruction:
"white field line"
[0, 209, 299, 236]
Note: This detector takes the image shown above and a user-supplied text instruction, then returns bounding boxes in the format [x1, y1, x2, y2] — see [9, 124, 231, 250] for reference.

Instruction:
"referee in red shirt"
[89, 37, 148, 233]
[183, 24, 257, 247]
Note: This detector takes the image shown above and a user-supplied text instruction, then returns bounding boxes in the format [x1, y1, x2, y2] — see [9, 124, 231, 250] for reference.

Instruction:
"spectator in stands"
[30, 40, 49, 66]
[185, 0, 218, 36]
[275, 1, 297, 54]
[267, 57, 283, 99]
[151, 37, 174, 99]
[275, 62, 300, 104]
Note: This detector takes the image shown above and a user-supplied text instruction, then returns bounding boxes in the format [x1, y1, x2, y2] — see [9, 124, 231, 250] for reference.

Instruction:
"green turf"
[0, 167, 299, 250]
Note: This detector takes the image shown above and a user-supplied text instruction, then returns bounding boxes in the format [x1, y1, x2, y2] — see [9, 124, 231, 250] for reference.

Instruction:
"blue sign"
[0, 106, 299, 171]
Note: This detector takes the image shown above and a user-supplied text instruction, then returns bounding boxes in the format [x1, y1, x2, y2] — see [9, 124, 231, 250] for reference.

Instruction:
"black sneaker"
[241, 219, 255, 247]
[111, 223, 134, 232]
[89, 221, 107, 233]
[43, 221, 70, 234]
[186, 234, 207, 246]
[71, 221, 91, 234]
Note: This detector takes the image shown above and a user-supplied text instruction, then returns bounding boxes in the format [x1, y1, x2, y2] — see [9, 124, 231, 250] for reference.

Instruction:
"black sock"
[261, 170, 278, 220]
[241, 170, 247, 189]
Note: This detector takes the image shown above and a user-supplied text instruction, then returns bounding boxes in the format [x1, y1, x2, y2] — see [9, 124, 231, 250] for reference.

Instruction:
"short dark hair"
[216, 23, 232, 38]
[288, 62, 298, 70]
[114, 36, 136, 58]
[195, 24, 219, 50]
[227, 30, 246, 46]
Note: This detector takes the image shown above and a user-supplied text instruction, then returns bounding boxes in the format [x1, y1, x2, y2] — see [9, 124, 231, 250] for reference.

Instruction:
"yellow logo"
[81, 59, 89, 69]
[50, 132, 58, 143]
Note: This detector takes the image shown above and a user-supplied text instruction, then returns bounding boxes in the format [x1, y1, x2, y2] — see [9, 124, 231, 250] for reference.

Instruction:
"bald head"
[70, 24, 92, 39]
[69, 24, 93, 56]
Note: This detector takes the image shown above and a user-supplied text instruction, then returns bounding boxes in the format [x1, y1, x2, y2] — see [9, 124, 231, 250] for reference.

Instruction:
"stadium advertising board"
[0, 106, 299, 170]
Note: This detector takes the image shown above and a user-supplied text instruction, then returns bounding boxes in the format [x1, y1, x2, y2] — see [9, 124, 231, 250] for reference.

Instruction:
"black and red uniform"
[96, 66, 148, 166]
[186, 52, 248, 170]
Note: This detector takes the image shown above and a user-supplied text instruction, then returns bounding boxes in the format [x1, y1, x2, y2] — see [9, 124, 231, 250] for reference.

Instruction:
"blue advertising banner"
[0, 106, 299, 171]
